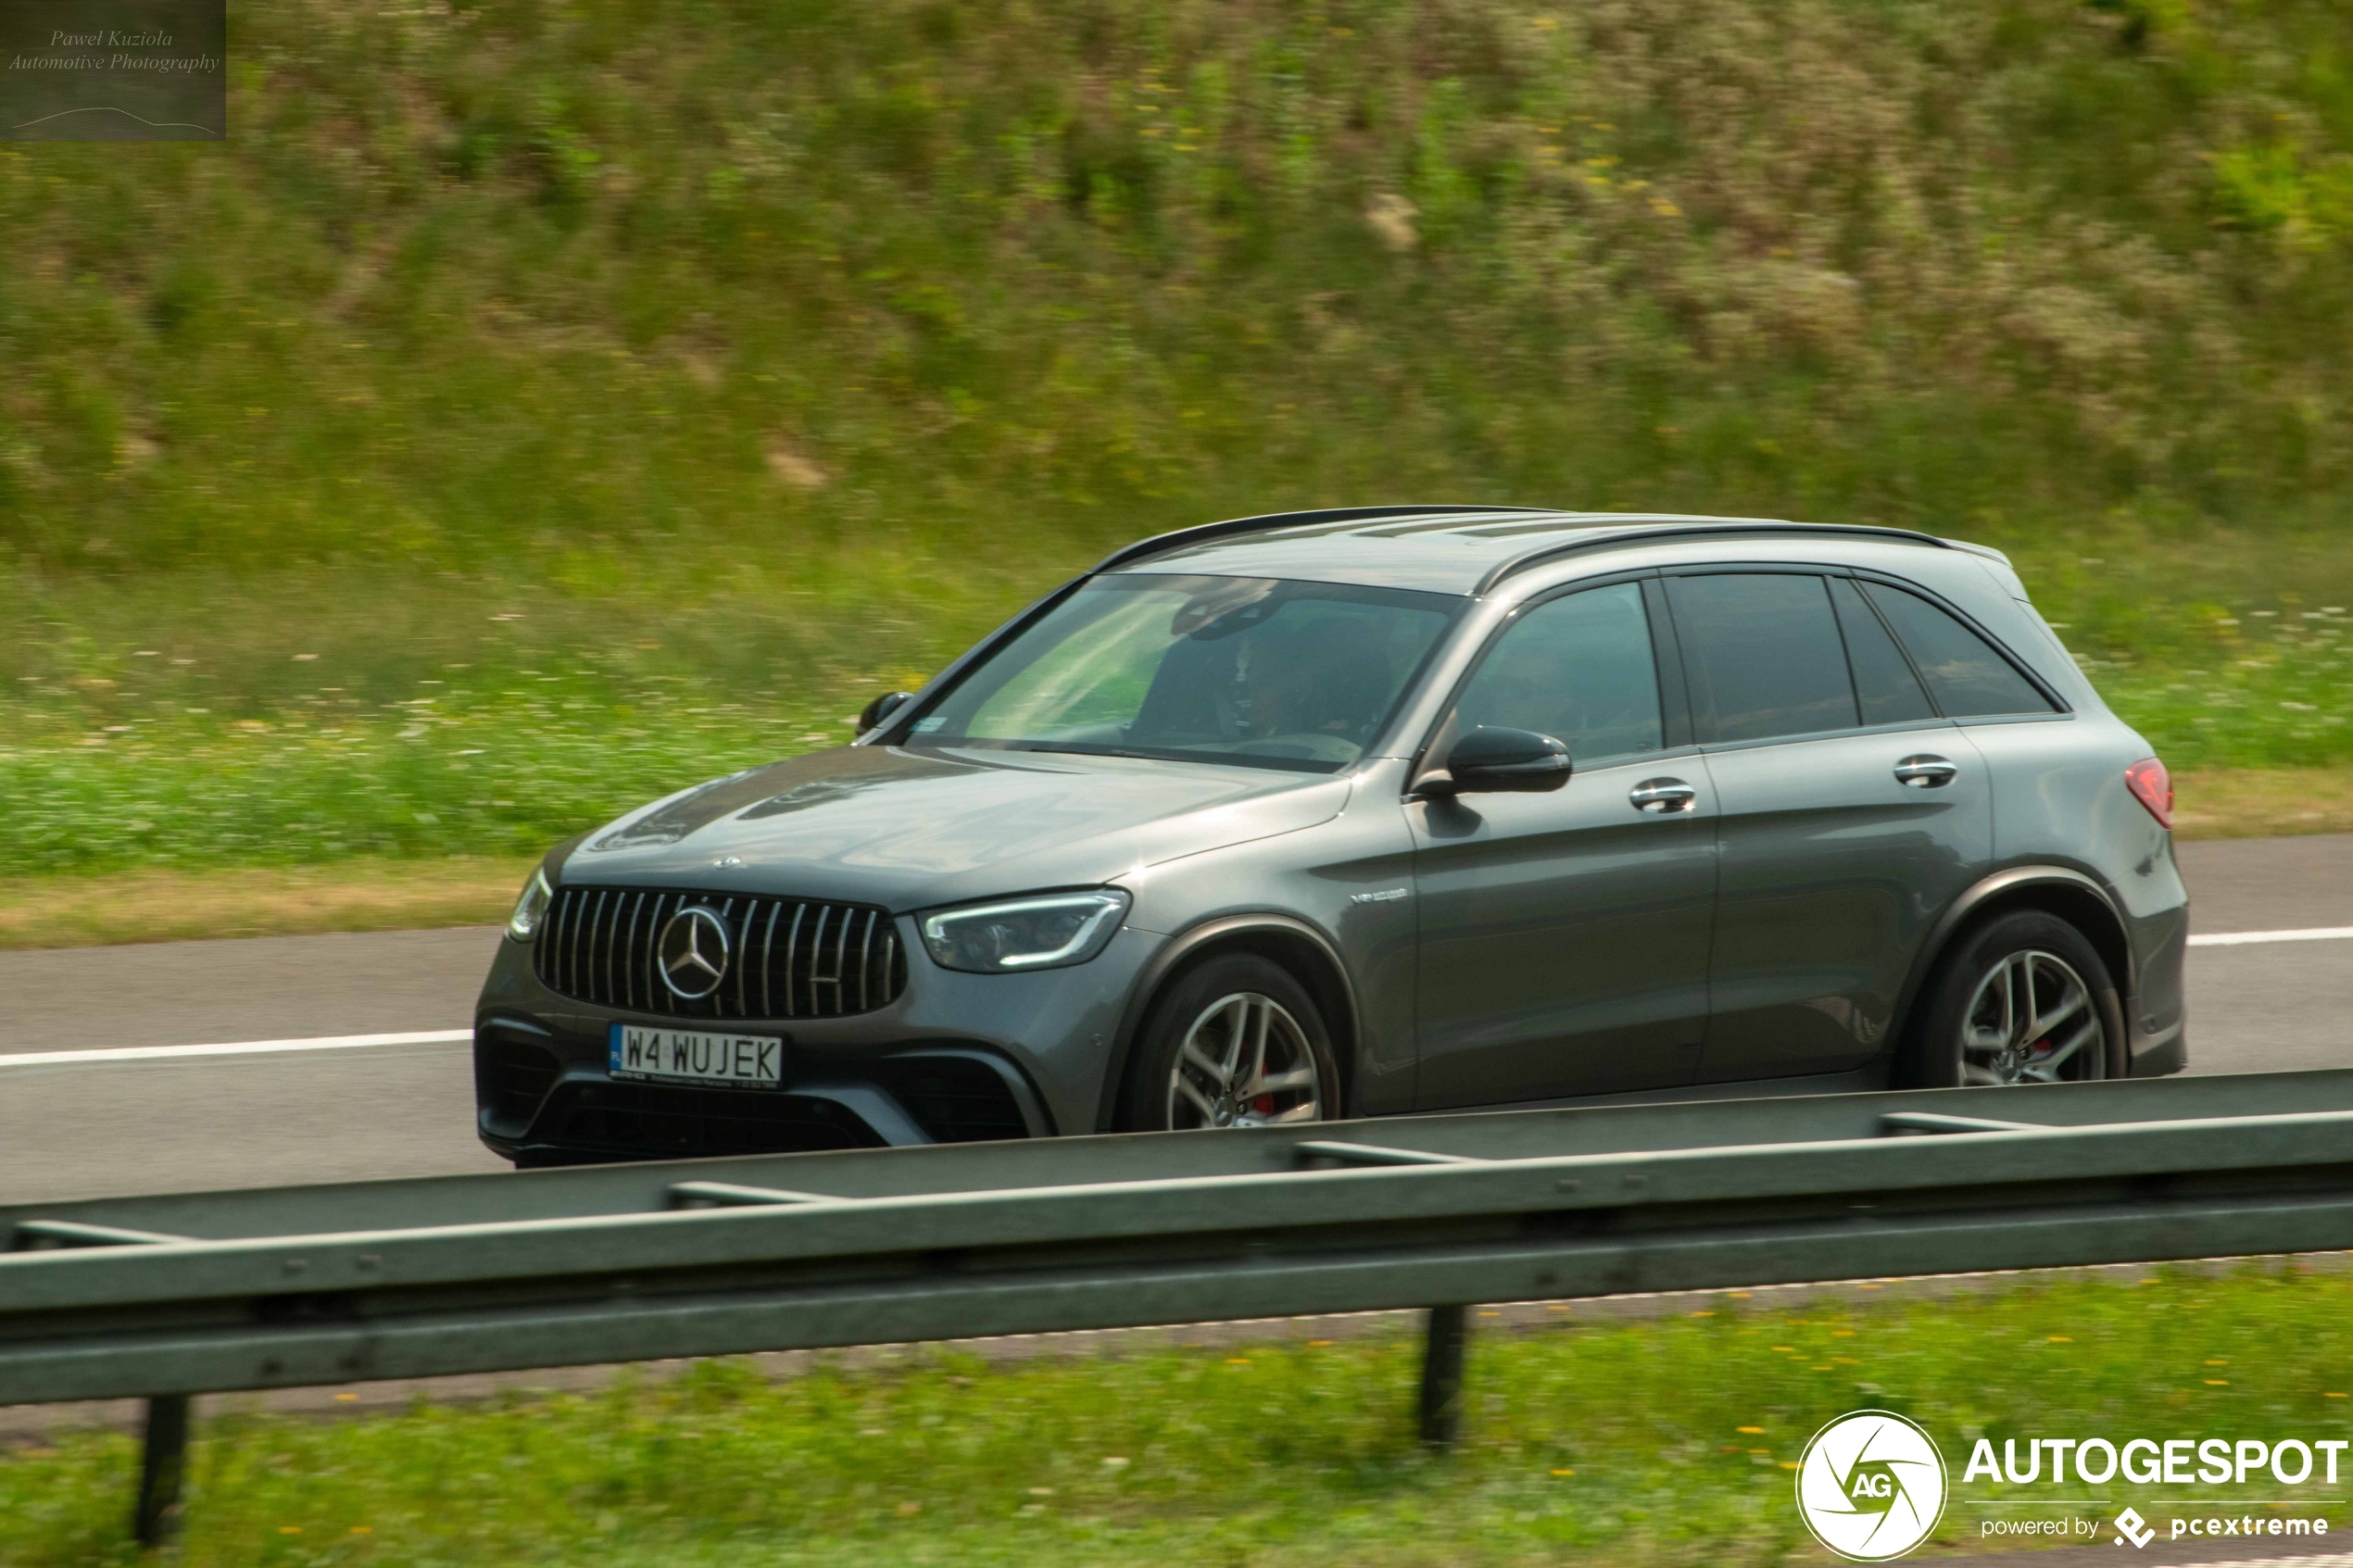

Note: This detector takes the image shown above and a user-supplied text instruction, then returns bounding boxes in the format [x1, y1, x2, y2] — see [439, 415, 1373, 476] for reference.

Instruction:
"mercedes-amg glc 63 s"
[474, 507, 2187, 1165]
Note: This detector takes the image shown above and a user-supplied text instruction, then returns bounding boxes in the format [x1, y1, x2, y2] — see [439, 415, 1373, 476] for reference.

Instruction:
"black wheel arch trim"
[1891, 864, 2137, 1073]
[1096, 913, 1365, 1132]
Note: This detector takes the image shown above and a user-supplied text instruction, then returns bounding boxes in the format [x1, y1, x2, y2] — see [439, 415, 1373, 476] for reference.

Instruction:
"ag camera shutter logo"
[1795, 1410, 1949, 1561]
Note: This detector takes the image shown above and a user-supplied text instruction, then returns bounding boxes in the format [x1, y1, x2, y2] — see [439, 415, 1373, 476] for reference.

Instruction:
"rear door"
[1410, 577, 1718, 1108]
[1664, 570, 1993, 1085]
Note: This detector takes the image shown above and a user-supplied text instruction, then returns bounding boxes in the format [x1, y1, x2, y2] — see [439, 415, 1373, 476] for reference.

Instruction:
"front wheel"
[1123, 953, 1340, 1131]
[1904, 909, 2125, 1088]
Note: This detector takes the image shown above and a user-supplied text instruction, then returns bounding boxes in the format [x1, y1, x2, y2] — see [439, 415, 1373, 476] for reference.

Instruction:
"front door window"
[1451, 581, 1665, 765]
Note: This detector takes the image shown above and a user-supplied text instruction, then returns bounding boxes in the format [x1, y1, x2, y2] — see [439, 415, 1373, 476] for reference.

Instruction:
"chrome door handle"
[1894, 755, 1959, 789]
[1629, 778, 1698, 814]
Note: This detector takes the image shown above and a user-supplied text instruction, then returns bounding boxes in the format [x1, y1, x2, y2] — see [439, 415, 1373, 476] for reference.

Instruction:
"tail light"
[2125, 758, 2172, 829]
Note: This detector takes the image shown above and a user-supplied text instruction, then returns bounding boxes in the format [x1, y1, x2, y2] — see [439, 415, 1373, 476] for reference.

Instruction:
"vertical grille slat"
[716, 898, 736, 1022]
[832, 909, 852, 1008]
[648, 893, 665, 1010]
[761, 903, 780, 1019]
[645, 894, 666, 1015]
[855, 910, 874, 1014]
[576, 888, 594, 1003]
[596, 894, 610, 1007]
[783, 904, 807, 1019]
[567, 889, 586, 1001]
[612, 892, 627, 1008]
[734, 899, 751, 1019]
[811, 906, 835, 1012]
[655, 893, 679, 1016]
[537, 885, 899, 1020]
[624, 892, 645, 1012]
[589, 890, 611, 1007]
[639, 892, 662, 1012]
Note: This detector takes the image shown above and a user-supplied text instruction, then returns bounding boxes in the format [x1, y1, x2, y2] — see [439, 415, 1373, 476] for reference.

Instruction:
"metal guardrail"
[11, 1069, 2353, 1543]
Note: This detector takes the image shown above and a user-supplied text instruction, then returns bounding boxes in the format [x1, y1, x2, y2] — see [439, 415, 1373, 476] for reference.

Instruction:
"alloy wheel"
[1164, 991, 1327, 1129]
[1959, 949, 2105, 1085]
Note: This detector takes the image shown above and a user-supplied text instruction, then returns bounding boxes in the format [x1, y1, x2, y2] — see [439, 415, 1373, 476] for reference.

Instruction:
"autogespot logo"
[1795, 1411, 1949, 1562]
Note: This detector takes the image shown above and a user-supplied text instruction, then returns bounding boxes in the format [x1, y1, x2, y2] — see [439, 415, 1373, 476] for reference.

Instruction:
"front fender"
[1092, 911, 1365, 1132]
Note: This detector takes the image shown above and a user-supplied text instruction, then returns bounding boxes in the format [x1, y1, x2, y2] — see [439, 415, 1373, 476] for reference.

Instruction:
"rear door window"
[1829, 577, 1937, 725]
[1453, 581, 1664, 765]
[1667, 573, 1859, 743]
[1861, 582, 2057, 718]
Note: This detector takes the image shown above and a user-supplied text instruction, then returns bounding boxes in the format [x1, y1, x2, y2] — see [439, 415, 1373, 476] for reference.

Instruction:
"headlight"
[918, 889, 1130, 973]
[507, 867, 553, 942]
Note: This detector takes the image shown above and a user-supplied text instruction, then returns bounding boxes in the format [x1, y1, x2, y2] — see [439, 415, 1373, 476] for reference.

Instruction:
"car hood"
[557, 745, 1352, 911]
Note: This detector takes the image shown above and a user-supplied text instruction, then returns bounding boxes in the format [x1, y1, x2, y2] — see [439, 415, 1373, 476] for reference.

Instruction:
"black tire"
[1121, 952, 1341, 1132]
[1900, 909, 2126, 1088]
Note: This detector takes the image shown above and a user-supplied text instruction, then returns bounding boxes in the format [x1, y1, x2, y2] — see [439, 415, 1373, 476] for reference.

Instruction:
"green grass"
[6, 0, 2353, 875]
[7, 0, 2353, 572]
[2, 529, 2347, 877]
[4, 1266, 2349, 1566]
[2003, 528, 2353, 772]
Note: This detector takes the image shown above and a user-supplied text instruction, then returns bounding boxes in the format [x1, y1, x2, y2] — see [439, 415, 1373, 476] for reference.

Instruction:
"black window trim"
[1825, 572, 1939, 734]
[1405, 567, 1694, 793]
[1650, 561, 2071, 747]
[1841, 567, 2074, 721]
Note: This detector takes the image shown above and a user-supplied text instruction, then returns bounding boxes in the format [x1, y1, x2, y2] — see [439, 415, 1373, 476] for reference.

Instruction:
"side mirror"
[1430, 726, 1571, 795]
[856, 690, 917, 735]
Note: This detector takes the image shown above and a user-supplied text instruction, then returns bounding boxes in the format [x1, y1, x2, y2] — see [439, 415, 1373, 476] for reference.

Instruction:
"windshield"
[907, 574, 1465, 772]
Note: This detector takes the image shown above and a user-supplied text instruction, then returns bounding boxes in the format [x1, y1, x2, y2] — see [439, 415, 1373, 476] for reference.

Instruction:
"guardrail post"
[132, 1395, 190, 1547]
[1417, 1304, 1469, 1446]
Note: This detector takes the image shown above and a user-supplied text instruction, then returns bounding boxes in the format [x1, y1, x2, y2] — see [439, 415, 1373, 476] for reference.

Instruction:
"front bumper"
[473, 919, 1160, 1163]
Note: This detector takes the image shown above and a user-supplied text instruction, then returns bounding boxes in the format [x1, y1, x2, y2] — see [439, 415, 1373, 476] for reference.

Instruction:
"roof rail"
[1093, 504, 1559, 575]
[1476, 521, 1953, 595]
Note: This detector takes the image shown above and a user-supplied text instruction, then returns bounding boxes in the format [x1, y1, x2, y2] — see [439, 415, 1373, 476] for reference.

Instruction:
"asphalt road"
[1, 836, 2347, 1206]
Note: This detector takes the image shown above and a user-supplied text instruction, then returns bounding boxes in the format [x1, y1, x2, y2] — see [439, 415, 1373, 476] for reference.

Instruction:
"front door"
[1411, 579, 1718, 1109]
[1662, 571, 1994, 1084]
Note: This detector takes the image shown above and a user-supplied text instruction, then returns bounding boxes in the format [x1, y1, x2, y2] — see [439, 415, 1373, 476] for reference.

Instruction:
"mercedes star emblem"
[656, 906, 732, 999]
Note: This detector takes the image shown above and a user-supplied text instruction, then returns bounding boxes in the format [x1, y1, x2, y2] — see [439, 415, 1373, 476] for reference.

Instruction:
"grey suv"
[474, 508, 2188, 1165]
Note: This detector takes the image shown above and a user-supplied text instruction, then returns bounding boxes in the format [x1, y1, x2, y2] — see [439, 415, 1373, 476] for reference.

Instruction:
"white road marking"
[2188, 925, 2353, 948]
[0, 1029, 470, 1069]
[0, 926, 2335, 1070]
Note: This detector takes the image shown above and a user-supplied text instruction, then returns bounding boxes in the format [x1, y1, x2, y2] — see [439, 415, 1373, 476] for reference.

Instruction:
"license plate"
[608, 1023, 787, 1088]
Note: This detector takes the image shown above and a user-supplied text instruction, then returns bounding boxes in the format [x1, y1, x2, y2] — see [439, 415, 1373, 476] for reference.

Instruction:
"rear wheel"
[1123, 953, 1340, 1132]
[1904, 909, 2124, 1088]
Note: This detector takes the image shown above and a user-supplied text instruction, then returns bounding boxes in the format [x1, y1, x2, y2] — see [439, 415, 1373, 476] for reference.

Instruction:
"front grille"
[535, 886, 906, 1021]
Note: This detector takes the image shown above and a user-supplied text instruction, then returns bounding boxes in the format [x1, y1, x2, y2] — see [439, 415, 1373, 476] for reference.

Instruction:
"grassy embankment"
[4, 1266, 2348, 1566]
[5, 0, 2353, 942]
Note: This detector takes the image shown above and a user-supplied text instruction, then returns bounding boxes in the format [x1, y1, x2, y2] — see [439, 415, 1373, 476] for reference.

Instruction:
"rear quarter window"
[1861, 582, 2057, 718]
